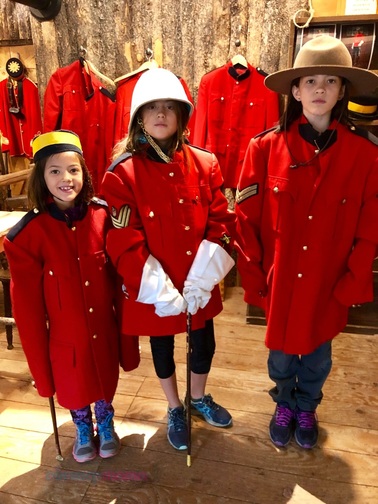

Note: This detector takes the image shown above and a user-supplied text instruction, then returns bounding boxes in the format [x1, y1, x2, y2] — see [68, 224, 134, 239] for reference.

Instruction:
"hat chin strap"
[137, 117, 172, 163]
[285, 108, 343, 169]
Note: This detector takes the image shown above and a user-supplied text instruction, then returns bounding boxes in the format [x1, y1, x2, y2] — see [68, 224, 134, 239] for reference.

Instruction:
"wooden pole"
[186, 312, 192, 467]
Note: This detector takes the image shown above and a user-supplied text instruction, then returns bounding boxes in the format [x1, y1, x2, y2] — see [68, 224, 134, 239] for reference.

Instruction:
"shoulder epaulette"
[107, 152, 132, 172]
[201, 66, 220, 79]
[91, 196, 108, 207]
[256, 67, 269, 77]
[187, 143, 212, 155]
[254, 125, 280, 139]
[348, 123, 378, 146]
[6, 208, 40, 242]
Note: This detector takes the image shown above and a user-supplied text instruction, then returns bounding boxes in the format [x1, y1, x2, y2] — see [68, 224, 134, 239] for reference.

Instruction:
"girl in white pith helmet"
[101, 68, 236, 451]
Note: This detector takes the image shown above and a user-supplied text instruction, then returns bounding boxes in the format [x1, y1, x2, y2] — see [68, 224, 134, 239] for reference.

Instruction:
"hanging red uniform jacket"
[43, 60, 116, 193]
[114, 69, 196, 146]
[193, 62, 280, 188]
[0, 77, 42, 157]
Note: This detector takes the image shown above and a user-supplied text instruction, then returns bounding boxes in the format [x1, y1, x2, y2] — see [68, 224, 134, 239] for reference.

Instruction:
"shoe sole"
[167, 432, 188, 451]
[99, 448, 120, 458]
[269, 431, 292, 447]
[294, 431, 317, 449]
[72, 451, 97, 463]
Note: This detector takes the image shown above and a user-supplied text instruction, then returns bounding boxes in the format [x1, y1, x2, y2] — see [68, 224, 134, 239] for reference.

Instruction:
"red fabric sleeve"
[4, 237, 55, 397]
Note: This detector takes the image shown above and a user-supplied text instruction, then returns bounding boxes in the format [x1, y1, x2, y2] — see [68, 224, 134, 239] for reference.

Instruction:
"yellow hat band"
[32, 130, 83, 161]
[348, 101, 377, 115]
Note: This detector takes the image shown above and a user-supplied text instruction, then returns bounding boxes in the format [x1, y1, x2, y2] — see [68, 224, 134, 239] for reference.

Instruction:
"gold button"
[49, 270, 53, 276]
[341, 198, 347, 204]
[85, 281, 90, 286]
[179, 199, 184, 204]
[273, 186, 279, 193]
[308, 215, 313, 220]
[184, 225, 190, 231]
[93, 334, 98, 339]
[297, 273, 303, 278]
[186, 251, 192, 255]
[71, 226, 76, 231]
[169, 172, 174, 177]
[89, 307, 94, 313]
[303, 246, 308, 251]
[149, 211, 154, 218]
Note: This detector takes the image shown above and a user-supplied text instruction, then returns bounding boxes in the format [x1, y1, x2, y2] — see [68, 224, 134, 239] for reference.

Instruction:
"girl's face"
[140, 100, 178, 148]
[292, 75, 345, 128]
[44, 151, 84, 210]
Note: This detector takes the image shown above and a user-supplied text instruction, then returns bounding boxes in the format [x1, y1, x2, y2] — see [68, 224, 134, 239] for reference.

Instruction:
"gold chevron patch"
[236, 184, 259, 204]
[110, 205, 131, 228]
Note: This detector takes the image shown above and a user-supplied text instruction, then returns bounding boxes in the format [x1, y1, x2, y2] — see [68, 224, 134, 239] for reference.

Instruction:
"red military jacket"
[101, 144, 235, 336]
[43, 60, 116, 193]
[193, 62, 280, 188]
[236, 116, 378, 354]
[3, 199, 131, 410]
[0, 77, 42, 157]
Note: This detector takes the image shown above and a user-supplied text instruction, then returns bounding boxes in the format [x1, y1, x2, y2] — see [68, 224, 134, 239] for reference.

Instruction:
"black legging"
[149, 319, 216, 379]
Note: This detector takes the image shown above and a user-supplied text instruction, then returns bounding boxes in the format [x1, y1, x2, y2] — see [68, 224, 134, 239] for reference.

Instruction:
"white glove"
[183, 286, 212, 315]
[183, 240, 235, 315]
[137, 255, 187, 317]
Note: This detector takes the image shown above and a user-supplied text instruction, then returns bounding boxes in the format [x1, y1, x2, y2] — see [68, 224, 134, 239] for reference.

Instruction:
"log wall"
[0, 0, 309, 102]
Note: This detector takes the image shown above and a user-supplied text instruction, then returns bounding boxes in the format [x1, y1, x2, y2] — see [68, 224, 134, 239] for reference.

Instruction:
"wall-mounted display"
[290, 14, 378, 71]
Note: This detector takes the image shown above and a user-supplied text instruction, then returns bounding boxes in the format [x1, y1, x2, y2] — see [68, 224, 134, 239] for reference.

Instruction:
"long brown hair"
[27, 152, 94, 212]
[111, 101, 190, 161]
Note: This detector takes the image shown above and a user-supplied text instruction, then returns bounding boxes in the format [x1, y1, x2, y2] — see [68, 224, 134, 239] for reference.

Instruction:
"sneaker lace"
[200, 394, 219, 411]
[168, 408, 186, 432]
[76, 421, 92, 444]
[296, 410, 317, 429]
[97, 414, 114, 441]
[275, 406, 294, 426]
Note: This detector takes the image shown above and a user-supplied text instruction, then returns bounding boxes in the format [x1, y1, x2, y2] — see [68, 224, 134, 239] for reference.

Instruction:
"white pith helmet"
[129, 68, 194, 130]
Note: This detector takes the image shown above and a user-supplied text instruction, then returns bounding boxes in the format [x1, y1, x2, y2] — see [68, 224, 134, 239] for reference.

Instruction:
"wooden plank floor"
[0, 287, 377, 504]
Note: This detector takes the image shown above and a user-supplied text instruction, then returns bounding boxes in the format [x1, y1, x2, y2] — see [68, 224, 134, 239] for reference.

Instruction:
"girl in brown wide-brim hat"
[235, 34, 378, 450]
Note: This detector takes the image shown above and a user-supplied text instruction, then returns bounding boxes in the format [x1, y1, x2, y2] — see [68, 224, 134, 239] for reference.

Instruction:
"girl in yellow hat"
[4, 130, 138, 462]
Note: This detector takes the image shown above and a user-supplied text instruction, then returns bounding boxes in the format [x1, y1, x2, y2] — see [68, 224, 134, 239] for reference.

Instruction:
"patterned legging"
[70, 399, 114, 425]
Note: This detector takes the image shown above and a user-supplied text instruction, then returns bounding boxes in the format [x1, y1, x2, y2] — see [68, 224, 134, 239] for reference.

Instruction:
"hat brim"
[129, 98, 194, 131]
[265, 65, 378, 96]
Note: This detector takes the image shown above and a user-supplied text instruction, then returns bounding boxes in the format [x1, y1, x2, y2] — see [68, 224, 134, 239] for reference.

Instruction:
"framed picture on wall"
[341, 23, 375, 68]
[294, 24, 337, 60]
[289, 14, 378, 71]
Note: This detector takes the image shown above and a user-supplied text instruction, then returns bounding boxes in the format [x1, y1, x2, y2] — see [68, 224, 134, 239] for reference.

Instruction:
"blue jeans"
[267, 341, 332, 412]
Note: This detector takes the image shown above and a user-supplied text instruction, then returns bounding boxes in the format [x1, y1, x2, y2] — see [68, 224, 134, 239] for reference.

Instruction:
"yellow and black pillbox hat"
[32, 130, 83, 162]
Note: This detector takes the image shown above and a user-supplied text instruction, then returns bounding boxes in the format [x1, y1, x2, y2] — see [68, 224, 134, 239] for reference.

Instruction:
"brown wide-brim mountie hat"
[265, 35, 378, 97]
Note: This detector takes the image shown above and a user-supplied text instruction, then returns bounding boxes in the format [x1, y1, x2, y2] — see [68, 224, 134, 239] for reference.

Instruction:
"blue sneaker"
[167, 405, 188, 450]
[72, 421, 96, 463]
[191, 394, 232, 427]
[269, 404, 295, 447]
[97, 413, 120, 458]
[294, 409, 318, 449]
